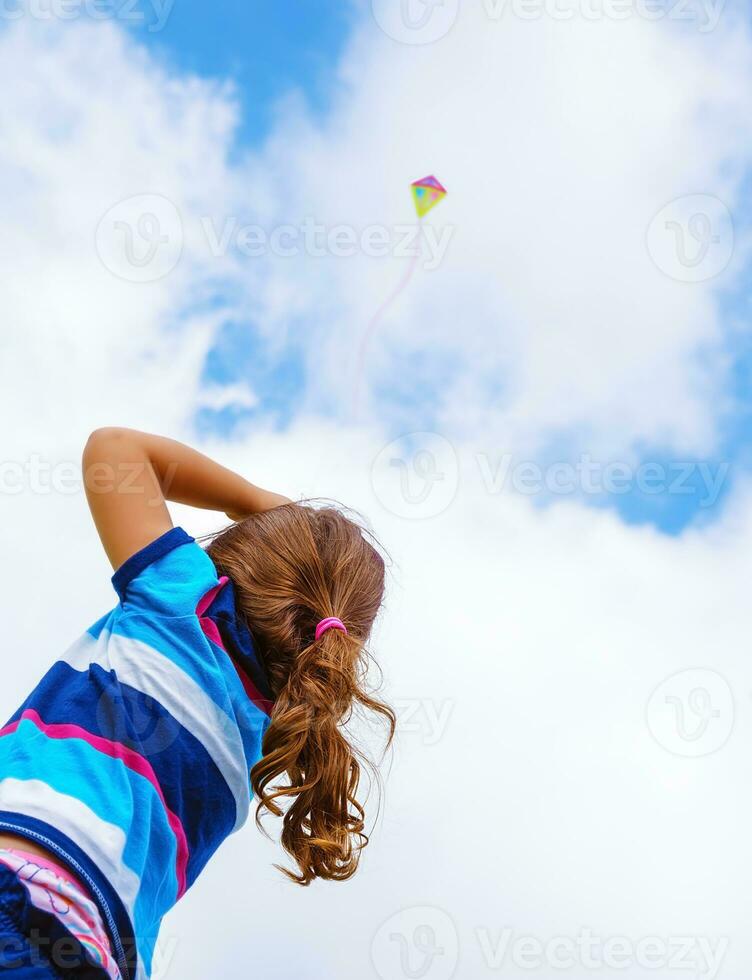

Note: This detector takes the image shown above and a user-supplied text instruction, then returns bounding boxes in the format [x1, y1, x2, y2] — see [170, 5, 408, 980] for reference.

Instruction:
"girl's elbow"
[83, 427, 132, 466]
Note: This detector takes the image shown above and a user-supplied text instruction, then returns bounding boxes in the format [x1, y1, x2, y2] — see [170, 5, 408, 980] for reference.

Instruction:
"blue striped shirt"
[0, 528, 273, 979]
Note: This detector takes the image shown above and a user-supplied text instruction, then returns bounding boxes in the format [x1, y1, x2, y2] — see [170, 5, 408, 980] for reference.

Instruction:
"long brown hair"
[207, 502, 394, 885]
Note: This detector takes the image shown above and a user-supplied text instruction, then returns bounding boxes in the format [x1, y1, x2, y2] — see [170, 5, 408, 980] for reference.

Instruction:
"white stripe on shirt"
[62, 631, 250, 832]
[0, 776, 140, 923]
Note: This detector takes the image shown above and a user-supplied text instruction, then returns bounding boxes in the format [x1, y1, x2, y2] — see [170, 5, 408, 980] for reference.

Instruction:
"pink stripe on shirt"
[1, 708, 190, 897]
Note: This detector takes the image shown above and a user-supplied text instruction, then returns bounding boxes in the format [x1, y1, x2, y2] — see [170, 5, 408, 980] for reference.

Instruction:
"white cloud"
[237, 2, 752, 454]
[196, 382, 258, 412]
[0, 16, 242, 456]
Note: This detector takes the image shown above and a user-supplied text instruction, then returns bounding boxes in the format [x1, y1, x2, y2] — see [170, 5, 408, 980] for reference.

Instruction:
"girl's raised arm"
[82, 427, 290, 570]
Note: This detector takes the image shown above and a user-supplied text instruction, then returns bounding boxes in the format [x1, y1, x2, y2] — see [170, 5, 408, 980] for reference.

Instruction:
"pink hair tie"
[315, 617, 348, 641]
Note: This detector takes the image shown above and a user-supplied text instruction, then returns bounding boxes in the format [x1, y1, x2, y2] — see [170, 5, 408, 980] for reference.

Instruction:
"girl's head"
[207, 502, 394, 885]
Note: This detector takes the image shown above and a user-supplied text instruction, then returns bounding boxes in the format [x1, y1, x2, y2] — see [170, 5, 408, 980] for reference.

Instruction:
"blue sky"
[125, 0, 751, 536]
[130, 1, 359, 447]
[130, 0, 355, 144]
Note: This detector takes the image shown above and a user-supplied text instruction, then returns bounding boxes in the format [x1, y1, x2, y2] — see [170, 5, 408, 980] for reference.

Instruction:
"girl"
[0, 428, 393, 979]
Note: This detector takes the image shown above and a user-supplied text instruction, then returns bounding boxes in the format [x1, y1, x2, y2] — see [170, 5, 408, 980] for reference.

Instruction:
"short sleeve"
[111, 527, 220, 617]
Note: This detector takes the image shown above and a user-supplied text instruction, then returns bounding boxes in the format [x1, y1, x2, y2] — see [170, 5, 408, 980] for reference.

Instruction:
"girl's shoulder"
[111, 527, 219, 620]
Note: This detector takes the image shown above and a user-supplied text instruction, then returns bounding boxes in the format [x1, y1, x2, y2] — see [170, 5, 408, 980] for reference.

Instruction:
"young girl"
[0, 428, 393, 979]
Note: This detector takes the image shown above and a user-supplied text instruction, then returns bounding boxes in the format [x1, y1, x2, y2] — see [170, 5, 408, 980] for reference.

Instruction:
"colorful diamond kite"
[411, 175, 447, 218]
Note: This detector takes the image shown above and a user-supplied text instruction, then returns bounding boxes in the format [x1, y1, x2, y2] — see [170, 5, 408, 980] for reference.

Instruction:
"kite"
[411, 175, 448, 218]
[354, 176, 448, 416]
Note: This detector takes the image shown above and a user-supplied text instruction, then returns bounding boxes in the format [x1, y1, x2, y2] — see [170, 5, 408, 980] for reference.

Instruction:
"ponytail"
[207, 503, 394, 885]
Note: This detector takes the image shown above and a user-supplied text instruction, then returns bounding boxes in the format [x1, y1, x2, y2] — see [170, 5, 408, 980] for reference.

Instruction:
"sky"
[130, 0, 356, 143]
[65, 0, 752, 534]
[2, 0, 752, 977]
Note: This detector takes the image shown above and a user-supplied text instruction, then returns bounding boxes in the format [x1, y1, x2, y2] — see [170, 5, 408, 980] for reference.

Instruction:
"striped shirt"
[0, 527, 274, 979]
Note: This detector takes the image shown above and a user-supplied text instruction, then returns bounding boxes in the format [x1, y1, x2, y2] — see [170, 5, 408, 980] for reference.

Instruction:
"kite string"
[353, 223, 423, 416]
